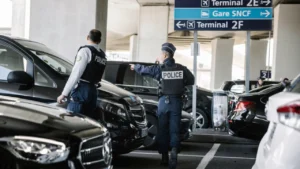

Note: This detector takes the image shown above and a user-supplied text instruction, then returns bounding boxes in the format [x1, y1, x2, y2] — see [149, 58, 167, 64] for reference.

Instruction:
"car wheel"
[188, 108, 209, 129]
[143, 114, 158, 149]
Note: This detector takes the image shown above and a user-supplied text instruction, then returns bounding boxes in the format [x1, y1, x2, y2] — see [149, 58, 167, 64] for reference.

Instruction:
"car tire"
[143, 114, 158, 149]
[187, 108, 209, 129]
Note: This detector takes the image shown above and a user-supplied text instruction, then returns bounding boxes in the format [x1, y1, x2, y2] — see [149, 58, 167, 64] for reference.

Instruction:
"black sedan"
[0, 95, 112, 169]
[228, 84, 285, 140]
[143, 99, 193, 148]
[105, 61, 212, 129]
[221, 80, 279, 94]
[0, 35, 147, 154]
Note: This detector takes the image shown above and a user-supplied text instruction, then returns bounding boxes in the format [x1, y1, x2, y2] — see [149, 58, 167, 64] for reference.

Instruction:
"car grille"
[129, 105, 147, 125]
[79, 134, 112, 169]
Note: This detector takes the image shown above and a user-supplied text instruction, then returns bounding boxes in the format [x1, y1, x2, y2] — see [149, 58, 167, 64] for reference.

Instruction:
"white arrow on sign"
[176, 21, 186, 29]
[260, 10, 270, 17]
[261, 0, 271, 6]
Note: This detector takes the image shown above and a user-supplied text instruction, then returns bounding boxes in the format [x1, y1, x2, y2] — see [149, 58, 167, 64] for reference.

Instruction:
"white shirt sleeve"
[62, 48, 92, 96]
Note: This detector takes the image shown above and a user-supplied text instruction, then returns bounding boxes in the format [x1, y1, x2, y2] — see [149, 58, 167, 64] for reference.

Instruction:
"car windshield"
[288, 74, 300, 93]
[15, 39, 73, 75]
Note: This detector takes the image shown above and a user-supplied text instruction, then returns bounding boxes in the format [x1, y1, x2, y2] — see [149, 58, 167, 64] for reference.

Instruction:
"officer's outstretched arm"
[184, 67, 195, 86]
[134, 64, 160, 80]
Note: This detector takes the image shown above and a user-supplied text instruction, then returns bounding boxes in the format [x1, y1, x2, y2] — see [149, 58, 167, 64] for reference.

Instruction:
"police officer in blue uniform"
[130, 43, 194, 169]
[57, 29, 107, 116]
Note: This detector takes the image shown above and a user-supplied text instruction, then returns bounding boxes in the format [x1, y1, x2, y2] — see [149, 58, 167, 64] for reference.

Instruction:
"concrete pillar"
[250, 40, 268, 80]
[11, 0, 30, 38]
[210, 39, 234, 90]
[95, 0, 108, 51]
[129, 35, 138, 61]
[272, 4, 300, 80]
[11, 0, 108, 62]
[137, 6, 169, 62]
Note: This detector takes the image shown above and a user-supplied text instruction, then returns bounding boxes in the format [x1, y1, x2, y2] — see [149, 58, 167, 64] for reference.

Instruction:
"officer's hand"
[57, 95, 66, 104]
[129, 64, 135, 71]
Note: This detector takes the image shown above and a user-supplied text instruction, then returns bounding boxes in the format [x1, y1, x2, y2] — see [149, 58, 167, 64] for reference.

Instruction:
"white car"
[253, 75, 300, 169]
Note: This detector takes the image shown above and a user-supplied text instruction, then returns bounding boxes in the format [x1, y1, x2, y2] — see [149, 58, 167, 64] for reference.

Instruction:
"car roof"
[224, 80, 279, 83]
[0, 35, 46, 46]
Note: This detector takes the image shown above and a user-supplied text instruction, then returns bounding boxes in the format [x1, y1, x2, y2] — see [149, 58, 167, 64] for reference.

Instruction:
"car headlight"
[5, 136, 69, 164]
[100, 99, 127, 119]
[102, 136, 112, 165]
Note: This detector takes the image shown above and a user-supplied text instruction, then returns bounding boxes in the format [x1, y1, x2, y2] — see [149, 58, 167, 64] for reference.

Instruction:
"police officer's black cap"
[162, 43, 176, 55]
[88, 29, 102, 43]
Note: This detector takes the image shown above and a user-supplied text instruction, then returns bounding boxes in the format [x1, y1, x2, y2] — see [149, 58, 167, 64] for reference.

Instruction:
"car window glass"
[30, 50, 72, 75]
[123, 65, 158, 87]
[230, 84, 244, 94]
[34, 67, 56, 88]
[289, 75, 300, 93]
[0, 45, 28, 81]
[250, 84, 256, 90]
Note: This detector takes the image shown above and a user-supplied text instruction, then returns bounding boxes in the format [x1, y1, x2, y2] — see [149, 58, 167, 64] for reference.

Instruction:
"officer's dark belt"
[79, 80, 101, 88]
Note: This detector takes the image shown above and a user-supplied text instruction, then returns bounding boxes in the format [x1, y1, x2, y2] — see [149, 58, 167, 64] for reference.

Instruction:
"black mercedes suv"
[0, 95, 112, 169]
[0, 35, 147, 154]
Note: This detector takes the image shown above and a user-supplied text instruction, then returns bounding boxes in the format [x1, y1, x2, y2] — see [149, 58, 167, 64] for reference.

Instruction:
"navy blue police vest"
[159, 63, 185, 96]
[76, 45, 107, 84]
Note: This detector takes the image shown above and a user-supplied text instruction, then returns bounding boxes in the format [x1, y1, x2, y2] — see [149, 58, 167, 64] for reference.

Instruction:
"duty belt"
[79, 79, 101, 88]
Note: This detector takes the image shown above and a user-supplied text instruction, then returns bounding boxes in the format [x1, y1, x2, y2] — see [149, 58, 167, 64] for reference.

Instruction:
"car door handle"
[139, 88, 150, 92]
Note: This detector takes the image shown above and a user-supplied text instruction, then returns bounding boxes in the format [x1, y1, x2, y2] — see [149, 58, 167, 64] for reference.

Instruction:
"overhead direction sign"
[174, 0, 273, 31]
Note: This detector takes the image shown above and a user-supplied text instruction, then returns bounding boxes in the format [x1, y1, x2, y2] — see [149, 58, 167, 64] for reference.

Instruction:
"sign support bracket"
[245, 31, 251, 93]
[192, 31, 198, 131]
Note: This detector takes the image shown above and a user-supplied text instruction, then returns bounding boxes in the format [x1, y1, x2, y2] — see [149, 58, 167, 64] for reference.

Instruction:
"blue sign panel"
[175, 8, 272, 20]
[175, 20, 272, 31]
[174, 0, 273, 31]
[260, 70, 272, 79]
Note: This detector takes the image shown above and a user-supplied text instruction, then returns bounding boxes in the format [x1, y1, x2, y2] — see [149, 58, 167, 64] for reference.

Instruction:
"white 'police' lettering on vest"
[95, 56, 107, 65]
[162, 71, 183, 80]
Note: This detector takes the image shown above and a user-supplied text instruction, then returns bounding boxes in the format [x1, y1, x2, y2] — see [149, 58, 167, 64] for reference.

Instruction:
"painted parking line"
[130, 151, 255, 160]
[196, 143, 221, 169]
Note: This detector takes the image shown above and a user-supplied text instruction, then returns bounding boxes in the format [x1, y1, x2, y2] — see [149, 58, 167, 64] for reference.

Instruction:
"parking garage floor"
[113, 130, 259, 169]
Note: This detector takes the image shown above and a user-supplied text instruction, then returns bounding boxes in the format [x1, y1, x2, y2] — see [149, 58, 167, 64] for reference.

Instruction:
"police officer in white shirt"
[57, 29, 107, 116]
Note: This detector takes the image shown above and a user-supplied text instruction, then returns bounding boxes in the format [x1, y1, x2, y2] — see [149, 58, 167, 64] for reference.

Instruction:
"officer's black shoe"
[169, 148, 178, 169]
[160, 153, 169, 166]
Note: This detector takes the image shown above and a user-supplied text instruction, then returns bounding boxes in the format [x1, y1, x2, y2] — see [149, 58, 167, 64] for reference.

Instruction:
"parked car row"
[224, 76, 300, 169]
[253, 74, 300, 169]
[0, 35, 194, 168]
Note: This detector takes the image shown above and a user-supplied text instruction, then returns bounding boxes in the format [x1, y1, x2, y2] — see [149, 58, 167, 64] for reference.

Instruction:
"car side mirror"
[7, 71, 34, 89]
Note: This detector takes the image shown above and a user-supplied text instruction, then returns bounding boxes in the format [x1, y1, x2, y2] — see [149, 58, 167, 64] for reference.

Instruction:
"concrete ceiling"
[106, 0, 296, 51]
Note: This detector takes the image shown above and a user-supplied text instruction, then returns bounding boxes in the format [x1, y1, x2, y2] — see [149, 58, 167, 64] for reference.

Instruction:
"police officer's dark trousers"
[67, 82, 98, 116]
[157, 95, 182, 154]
